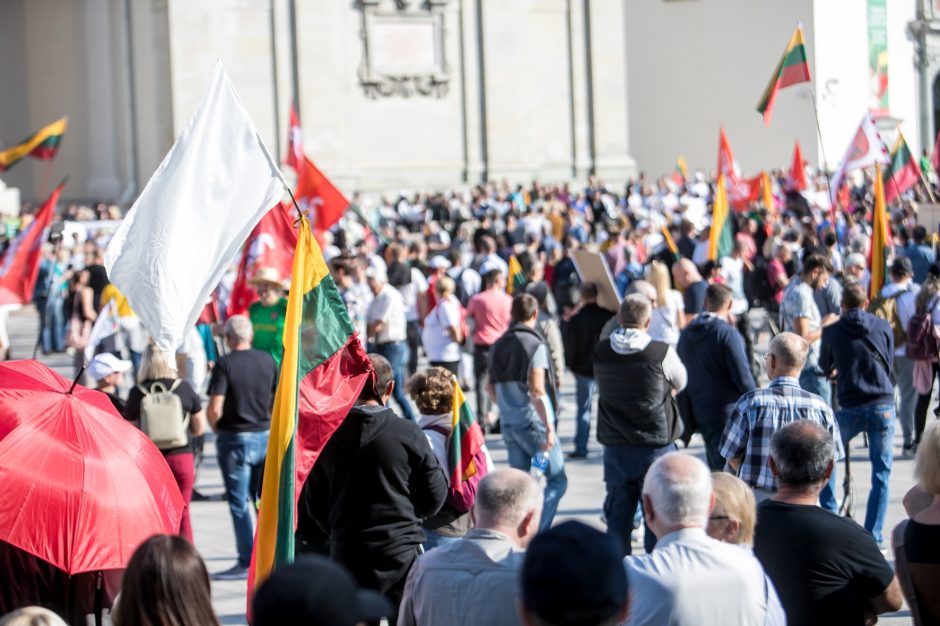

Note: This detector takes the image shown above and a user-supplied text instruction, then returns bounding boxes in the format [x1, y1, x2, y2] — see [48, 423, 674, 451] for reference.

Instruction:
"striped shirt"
[719, 377, 844, 490]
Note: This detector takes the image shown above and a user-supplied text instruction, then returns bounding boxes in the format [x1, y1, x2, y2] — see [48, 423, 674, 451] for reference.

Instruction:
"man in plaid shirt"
[719, 332, 844, 505]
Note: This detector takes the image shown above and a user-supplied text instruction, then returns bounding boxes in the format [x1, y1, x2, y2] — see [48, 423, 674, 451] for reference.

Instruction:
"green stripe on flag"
[273, 432, 297, 562]
[299, 274, 357, 376]
[781, 44, 807, 69]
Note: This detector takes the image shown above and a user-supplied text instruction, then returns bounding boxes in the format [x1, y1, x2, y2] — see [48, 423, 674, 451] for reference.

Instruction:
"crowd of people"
[3, 166, 940, 625]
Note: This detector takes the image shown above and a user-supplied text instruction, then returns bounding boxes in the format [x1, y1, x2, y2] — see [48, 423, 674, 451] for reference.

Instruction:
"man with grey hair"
[719, 332, 843, 506]
[397, 468, 543, 626]
[594, 294, 687, 556]
[366, 266, 415, 421]
[755, 421, 901, 625]
[207, 314, 278, 580]
[625, 453, 784, 626]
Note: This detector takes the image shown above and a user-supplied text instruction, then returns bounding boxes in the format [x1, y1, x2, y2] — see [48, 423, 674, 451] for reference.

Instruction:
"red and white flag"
[829, 111, 890, 205]
[0, 181, 64, 305]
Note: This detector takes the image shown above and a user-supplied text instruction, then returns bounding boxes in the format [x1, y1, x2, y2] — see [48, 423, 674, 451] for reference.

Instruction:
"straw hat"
[249, 267, 286, 289]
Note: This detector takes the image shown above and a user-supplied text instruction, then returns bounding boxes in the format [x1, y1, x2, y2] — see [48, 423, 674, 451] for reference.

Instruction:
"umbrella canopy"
[0, 360, 183, 574]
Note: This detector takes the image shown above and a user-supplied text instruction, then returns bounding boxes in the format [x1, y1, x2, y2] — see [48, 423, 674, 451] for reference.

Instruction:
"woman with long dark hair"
[112, 535, 219, 626]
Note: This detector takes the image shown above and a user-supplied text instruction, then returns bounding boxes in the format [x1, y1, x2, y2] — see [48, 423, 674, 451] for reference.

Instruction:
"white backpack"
[137, 380, 190, 450]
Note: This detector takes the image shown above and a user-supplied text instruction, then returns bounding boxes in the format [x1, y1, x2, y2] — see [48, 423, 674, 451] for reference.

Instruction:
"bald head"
[643, 453, 712, 529]
[672, 259, 702, 288]
[473, 468, 543, 534]
[767, 332, 809, 377]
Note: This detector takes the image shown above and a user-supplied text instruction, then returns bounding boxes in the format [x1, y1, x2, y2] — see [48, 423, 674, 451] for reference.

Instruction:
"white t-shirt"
[177, 327, 208, 397]
[399, 267, 429, 323]
[720, 256, 748, 315]
[367, 284, 407, 344]
[649, 289, 685, 347]
[421, 296, 462, 362]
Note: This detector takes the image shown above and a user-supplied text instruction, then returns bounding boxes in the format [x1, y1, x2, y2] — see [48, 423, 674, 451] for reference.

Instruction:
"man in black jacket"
[677, 283, 756, 470]
[297, 354, 448, 618]
[563, 282, 615, 459]
[820, 281, 896, 545]
[594, 294, 687, 557]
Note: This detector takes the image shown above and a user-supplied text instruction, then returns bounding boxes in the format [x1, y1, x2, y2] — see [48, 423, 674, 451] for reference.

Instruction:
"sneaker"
[566, 451, 589, 460]
[212, 564, 249, 581]
[902, 445, 915, 459]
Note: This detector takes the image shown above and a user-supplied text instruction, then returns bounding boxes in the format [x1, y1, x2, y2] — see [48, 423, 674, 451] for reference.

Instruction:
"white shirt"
[625, 528, 785, 626]
[177, 327, 208, 397]
[881, 281, 920, 357]
[399, 267, 429, 323]
[692, 240, 710, 267]
[720, 256, 748, 315]
[649, 289, 685, 347]
[367, 284, 407, 344]
[421, 296, 462, 362]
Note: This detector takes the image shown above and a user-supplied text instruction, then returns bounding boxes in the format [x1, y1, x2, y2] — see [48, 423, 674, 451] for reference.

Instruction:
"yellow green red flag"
[756, 27, 811, 126]
[507, 255, 525, 294]
[248, 216, 373, 595]
[869, 163, 891, 299]
[0, 117, 68, 172]
[708, 174, 734, 261]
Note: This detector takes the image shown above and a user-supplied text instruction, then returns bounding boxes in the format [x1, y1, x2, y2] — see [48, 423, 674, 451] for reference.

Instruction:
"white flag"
[84, 300, 120, 361]
[830, 111, 890, 204]
[105, 63, 285, 353]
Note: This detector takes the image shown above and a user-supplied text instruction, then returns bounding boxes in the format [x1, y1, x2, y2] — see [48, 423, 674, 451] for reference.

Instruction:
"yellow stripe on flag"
[0, 117, 68, 169]
[661, 226, 679, 256]
[708, 174, 729, 261]
[870, 164, 889, 299]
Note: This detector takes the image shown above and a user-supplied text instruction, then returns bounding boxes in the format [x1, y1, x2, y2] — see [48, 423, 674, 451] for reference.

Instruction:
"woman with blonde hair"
[0, 607, 67, 626]
[707, 472, 757, 546]
[421, 276, 464, 375]
[647, 260, 685, 347]
[125, 343, 207, 542]
[407, 366, 492, 549]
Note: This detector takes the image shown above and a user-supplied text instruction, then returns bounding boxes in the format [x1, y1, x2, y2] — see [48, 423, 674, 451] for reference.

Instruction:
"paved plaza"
[5, 306, 919, 625]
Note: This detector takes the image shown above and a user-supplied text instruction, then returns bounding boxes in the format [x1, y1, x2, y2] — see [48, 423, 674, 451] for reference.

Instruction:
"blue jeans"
[799, 366, 832, 404]
[603, 443, 676, 557]
[502, 421, 568, 530]
[834, 404, 895, 544]
[375, 341, 416, 422]
[43, 294, 65, 353]
[573, 374, 595, 455]
[217, 430, 269, 566]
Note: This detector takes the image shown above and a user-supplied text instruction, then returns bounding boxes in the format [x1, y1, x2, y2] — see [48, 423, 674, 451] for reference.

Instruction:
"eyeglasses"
[708, 515, 730, 521]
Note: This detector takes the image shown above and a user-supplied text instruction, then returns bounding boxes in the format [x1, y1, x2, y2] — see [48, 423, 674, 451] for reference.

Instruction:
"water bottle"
[529, 451, 550, 482]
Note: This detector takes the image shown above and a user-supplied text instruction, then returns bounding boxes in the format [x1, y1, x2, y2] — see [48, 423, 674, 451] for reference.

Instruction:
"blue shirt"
[493, 344, 549, 426]
[904, 243, 936, 284]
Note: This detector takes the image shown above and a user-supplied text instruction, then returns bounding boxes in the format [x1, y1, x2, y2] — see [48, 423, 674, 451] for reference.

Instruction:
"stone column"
[84, 0, 123, 199]
[585, 0, 636, 182]
[568, 0, 593, 179]
[459, 0, 486, 183]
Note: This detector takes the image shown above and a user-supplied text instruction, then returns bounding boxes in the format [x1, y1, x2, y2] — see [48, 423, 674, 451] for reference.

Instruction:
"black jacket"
[676, 313, 755, 425]
[564, 303, 615, 377]
[820, 309, 895, 408]
[296, 404, 448, 595]
[489, 322, 558, 412]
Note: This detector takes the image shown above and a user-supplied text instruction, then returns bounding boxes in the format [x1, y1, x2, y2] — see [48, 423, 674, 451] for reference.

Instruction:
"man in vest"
[488, 293, 568, 530]
[594, 294, 687, 557]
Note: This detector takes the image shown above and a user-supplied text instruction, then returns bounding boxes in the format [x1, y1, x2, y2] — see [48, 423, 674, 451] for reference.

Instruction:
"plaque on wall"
[358, 0, 451, 98]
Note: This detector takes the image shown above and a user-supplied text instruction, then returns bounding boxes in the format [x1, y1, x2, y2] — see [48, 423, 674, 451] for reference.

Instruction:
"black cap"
[253, 556, 391, 626]
[890, 256, 913, 277]
[521, 521, 628, 625]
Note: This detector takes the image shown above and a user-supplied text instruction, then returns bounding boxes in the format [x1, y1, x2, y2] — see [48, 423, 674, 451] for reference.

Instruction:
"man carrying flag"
[829, 111, 890, 207]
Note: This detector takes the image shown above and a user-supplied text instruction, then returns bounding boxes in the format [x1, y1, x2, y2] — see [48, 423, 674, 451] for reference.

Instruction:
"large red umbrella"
[0, 360, 183, 574]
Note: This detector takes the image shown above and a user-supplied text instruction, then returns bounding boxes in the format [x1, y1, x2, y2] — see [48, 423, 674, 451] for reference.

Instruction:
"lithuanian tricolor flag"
[249, 215, 373, 593]
[671, 157, 688, 186]
[0, 117, 68, 172]
[661, 225, 680, 260]
[762, 171, 775, 213]
[869, 164, 891, 299]
[757, 27, 811, 126]
[507, 255, 526, 294]
[708, 174, 734, 261]
[883, 131, 921, 205]
[448, 379, 487, 503]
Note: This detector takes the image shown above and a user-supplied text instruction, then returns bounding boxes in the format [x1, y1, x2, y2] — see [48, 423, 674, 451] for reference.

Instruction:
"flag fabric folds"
[0, 117, 68, 172]
[883, 132, 921, 205]
[84, 301, 120, 361]
[0, 181, 64, 305]
[756, 26, 811, 126]
[249, 215, 373, 593]
[296, 156, 350, 233]
[708, 174, 734, 261]
[507, 255, 525, 294]
[829, 111, 890, 206]
[762, 171, 776, 213]
[448, 380, 487, 498]
[105, 63, 285, 354]
[789, 141, 808, 191]
[227, 202, 299, 316]
[869, 164, 891, 299]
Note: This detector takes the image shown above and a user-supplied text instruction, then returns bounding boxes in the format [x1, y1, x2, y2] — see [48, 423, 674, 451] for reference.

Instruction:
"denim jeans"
[603, 443, 676, 557]
[422, 531, 462, 552]
[573, 374, 596, 455]
[834, 403, 895, 544]
[502, 420, 568, 530]
[893, 356, 917, 447]
[217, 430, 269, 566]
[375, 341, 416, 422]
[42, 294, 66, 353]
[799, 366, 832, 405]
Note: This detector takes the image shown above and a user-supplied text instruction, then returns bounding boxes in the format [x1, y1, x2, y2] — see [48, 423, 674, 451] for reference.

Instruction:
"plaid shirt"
[719, 376, 844, 490]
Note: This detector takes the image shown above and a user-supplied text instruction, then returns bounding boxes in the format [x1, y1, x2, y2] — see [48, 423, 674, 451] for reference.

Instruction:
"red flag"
[745, 174, 763, 203]
[718, 128, 750, 208]
[932, 127, 940, 174]
[285, 103, 303, 173]
[295, 156, 350, 232]
[789, 141, 808, 191]
[0, 181, 64, 305]
[226, 202, 299, 316]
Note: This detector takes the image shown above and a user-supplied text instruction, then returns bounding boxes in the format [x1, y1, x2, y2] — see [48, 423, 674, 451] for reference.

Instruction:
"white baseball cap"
[87, 353, 132, 382]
